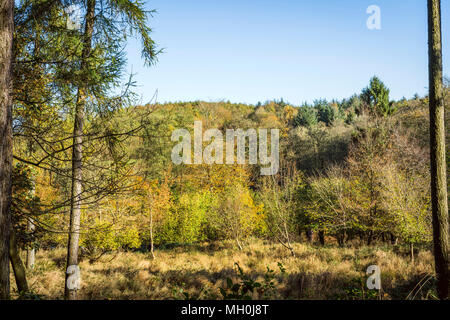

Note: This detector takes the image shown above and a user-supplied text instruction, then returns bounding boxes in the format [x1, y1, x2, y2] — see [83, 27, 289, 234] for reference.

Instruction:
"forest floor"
[14, 239, 437, 300]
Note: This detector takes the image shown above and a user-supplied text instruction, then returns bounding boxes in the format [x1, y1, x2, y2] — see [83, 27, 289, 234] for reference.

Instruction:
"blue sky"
[125, 0, 450, 105]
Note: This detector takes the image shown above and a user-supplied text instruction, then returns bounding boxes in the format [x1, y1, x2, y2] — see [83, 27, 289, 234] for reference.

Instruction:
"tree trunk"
[390, 233, 397, 245]
[410, 243, 415, 264]
[149, 208, 155, 260]
[318, 231, 325, 246]
[346, 231, 354, 244]
[337, 233, 345, 247]
[65, 0, 96, 300]
[289, 246, 295, 257]
[236, 238, 243, 251]
[9, 229, 29, 295]
[0, 0, 14, 300]
[26, 166, 36, 269]
[427, 0, 449, 300]
[306, 229, 313, 244]
[367, 231, 374, 246]
[26, 218, 35, 269]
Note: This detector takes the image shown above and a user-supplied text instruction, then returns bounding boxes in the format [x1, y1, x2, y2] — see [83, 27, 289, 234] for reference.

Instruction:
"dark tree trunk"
[390, 233, 397, 245]
[358, 232, 364, 242]
[65, 0, 96, 300]
[337, 233, 346, 247]
[367, 231, 374, 246]
[428, 0, 449, 300]
[9, 229, 29, 295]
[306, 229, 313, 244]
[318, 231, 325, 246]
[346, 231, 354, 243]
[0, 0, 14, 300]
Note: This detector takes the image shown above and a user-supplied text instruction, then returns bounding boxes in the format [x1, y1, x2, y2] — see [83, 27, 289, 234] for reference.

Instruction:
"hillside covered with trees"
[10, 73, 450, 299]
[0, 0, 448, 301]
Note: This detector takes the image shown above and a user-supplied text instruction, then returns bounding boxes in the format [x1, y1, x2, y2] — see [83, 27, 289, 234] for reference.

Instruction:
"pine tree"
[0, 0, 14, 300]
[427, 0, 449, 300]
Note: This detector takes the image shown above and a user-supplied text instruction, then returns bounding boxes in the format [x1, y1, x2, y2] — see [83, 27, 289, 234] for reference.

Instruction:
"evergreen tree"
[427, 0, 449, 300]
[361, 76, 396, 116]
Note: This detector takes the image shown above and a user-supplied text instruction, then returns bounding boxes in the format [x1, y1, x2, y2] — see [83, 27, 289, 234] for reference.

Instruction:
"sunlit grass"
[13, 239, 435, 300]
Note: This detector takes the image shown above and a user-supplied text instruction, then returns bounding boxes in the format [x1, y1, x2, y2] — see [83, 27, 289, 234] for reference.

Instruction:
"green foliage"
[157, 191, 214, 244]
[294, 105, 318, 128]
[219, 262, 286, 300]
[361, 76, 396, 116]
[80, 221, 141, 260]
[343, 277, 379, 300]
[11, 163, 42, 248]
[315, 99, 339, 126]
[12, 10, 434, 255]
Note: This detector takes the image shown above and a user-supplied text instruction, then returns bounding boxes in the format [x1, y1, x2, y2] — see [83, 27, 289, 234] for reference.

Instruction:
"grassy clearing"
[13, 239, 436, 300]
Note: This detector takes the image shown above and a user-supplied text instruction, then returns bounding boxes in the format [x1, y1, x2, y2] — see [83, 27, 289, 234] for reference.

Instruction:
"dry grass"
[12, 239, 436, 300]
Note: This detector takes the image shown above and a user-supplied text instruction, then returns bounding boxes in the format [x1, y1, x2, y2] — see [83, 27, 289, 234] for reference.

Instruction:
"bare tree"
[0, 0, 14, 300]
[427, 0, 449, 300]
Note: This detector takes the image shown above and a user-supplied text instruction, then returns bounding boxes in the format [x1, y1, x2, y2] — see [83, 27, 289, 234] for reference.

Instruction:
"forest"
[0, 0, 449, 301]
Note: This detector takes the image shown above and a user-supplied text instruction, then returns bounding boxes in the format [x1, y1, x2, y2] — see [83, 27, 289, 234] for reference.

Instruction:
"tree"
[261, 175, 298, 256]
[0, 0, 14, 300]
[305, 166, 355, 246]
[9, 163, 38, 296]
[214, 185, 262, 250]
[64, 0, 159, 299]
[141, 174, 171, 259]
[427, 0, 449, 300]
[381, 163, 432, 263]
[9, 229, 28, 295]
[361, 76, 395, 117]
[294, 105, 317, 128]
[316, 99, 338, 126]
[65, 0, 96, 301]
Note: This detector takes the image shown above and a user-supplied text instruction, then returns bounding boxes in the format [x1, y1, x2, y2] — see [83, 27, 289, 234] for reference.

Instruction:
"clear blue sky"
[124, 0, 450, 105]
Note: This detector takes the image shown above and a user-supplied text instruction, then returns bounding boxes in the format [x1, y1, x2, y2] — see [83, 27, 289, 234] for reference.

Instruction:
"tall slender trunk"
[65, 0, 95, 300]
[0, 0, 14, 300]
[236, 238, 243, 251]
[284, 222, 295, 257]
[9, 229, 28, 295]
[26, 218, 35, 269]
[427, 0, 449, 300]
[367, 231, 374, 246]
[26, 175, 35, 269]
[149, 205, 155, 260]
